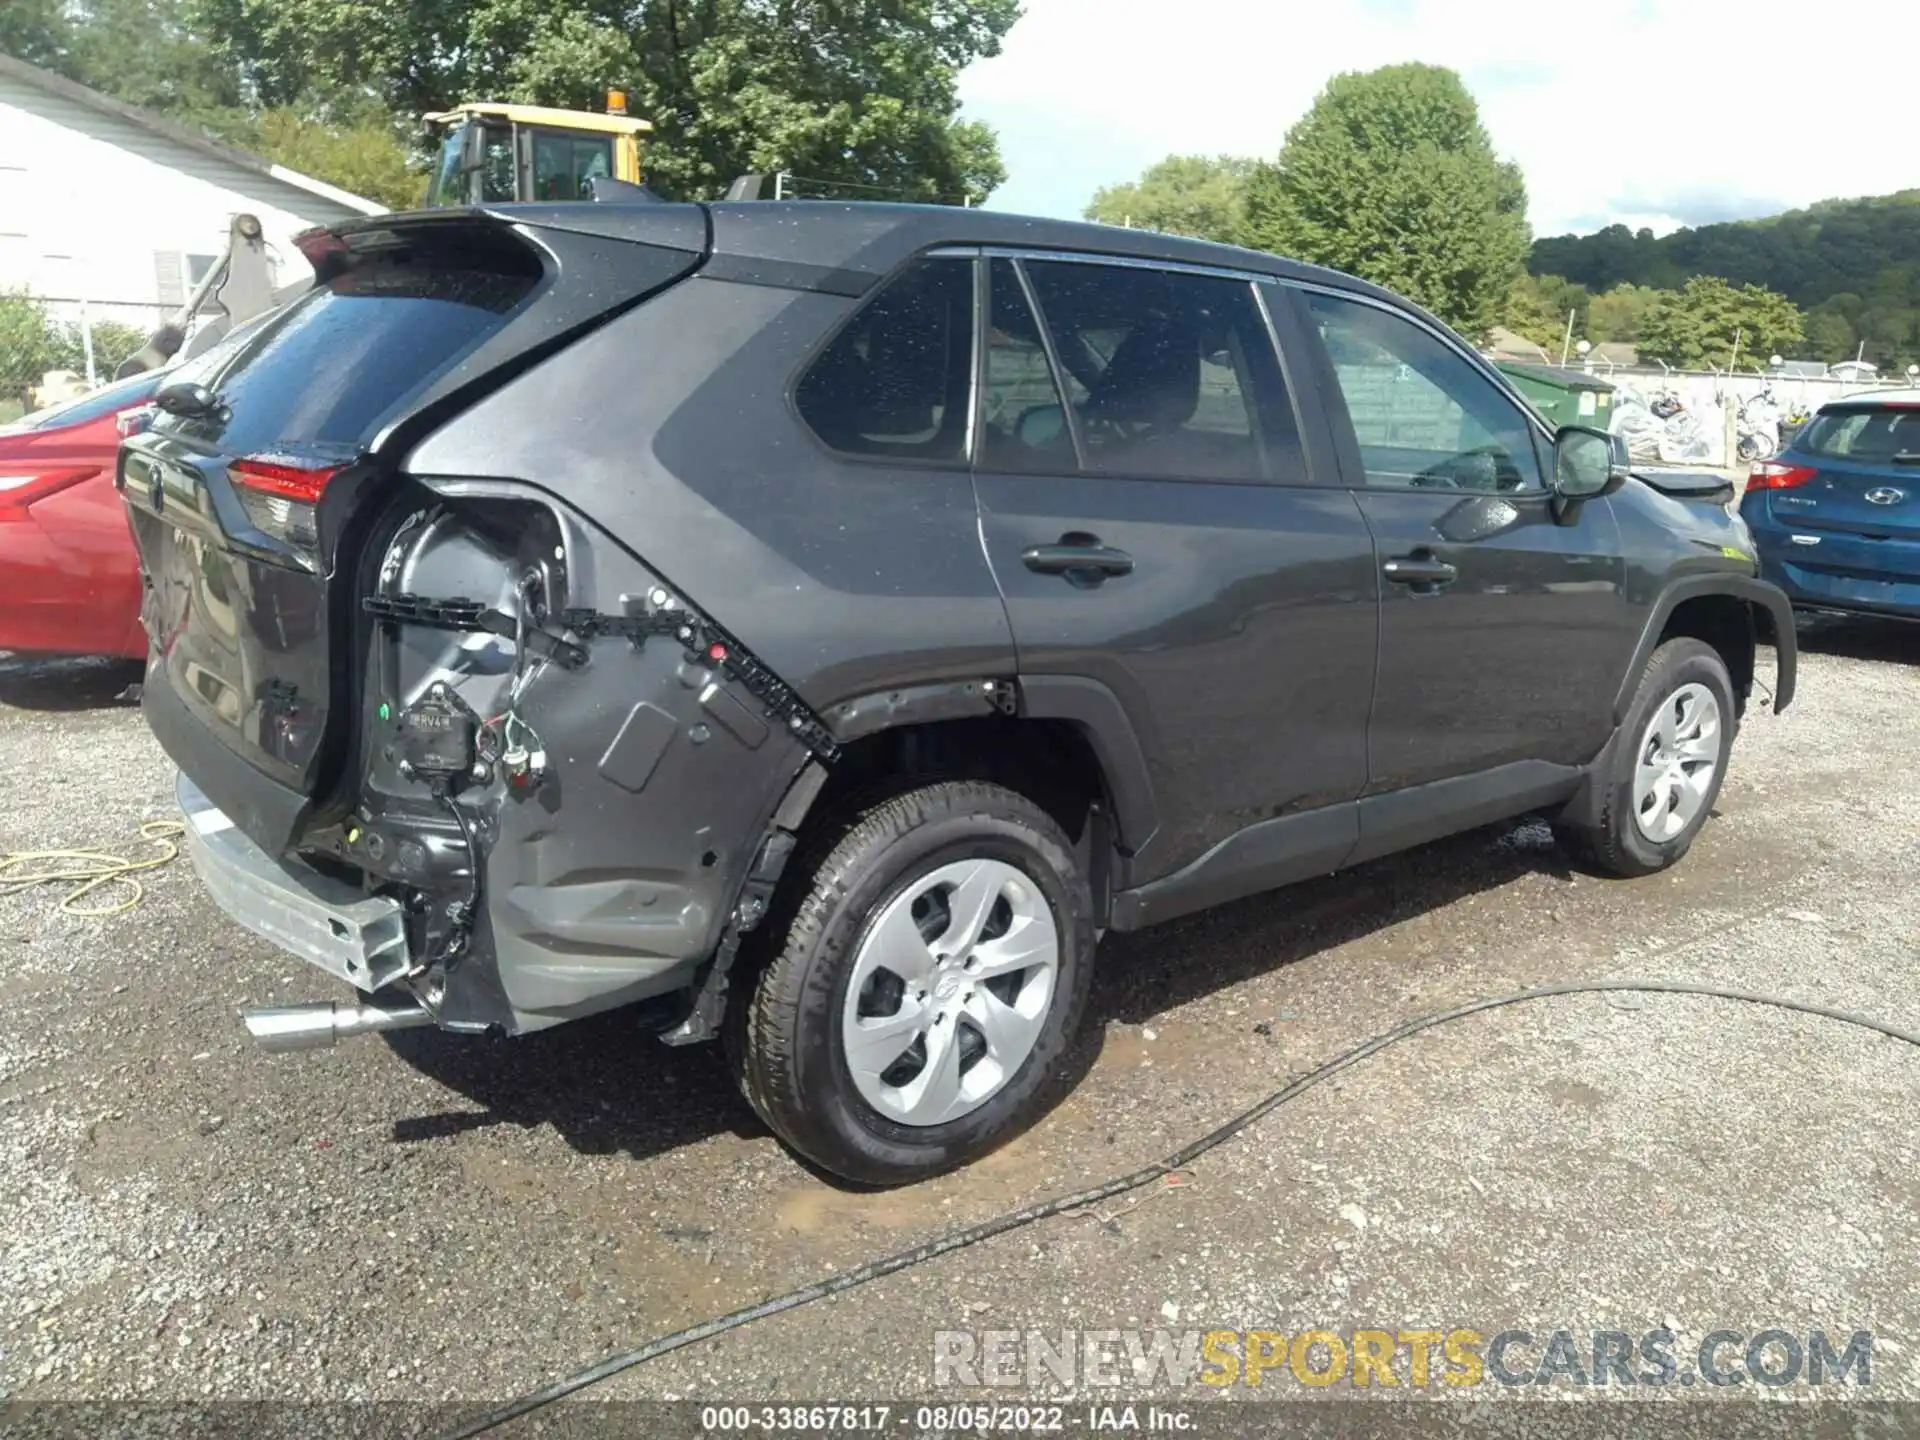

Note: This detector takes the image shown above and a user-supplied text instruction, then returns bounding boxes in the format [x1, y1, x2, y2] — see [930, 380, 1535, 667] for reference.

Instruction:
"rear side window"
[1021, 261, 1295, 482]
[1797, 406, 1920, 462]
[167, 226, 543, 457]
[795, 257, 974, 463]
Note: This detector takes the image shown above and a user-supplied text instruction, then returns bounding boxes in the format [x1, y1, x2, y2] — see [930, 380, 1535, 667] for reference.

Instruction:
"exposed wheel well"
[811, 717, 1109, 850]
[1658, 595, 1757, 714]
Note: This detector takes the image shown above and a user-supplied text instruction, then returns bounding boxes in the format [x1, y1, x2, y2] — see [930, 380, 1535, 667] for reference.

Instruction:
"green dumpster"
[1495, 363, 1614, 432]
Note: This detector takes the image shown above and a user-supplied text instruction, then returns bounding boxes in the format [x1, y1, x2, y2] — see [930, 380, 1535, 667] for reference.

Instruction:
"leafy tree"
[1241, 63, 1530, 336]
[190, 0, 1019, 203]
[65, 0, 242, 119]
[1084, 155, 1254, 244]
[237, 109, 423, 211]
[51, 318, 151, 378]
[0, 293, 62, 396]
[1586, 283, 1660, 345]
[1635, 276, 1804, 370]
[0, 0, 71, 72]
[1501, 273, 1589, 350]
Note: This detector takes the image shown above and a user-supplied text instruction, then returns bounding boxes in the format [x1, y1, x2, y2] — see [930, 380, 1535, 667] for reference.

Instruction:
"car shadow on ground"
[383, 816, 1577, 1175]
[1793, 613, 1920, 665]
[0, 654, 144, 711]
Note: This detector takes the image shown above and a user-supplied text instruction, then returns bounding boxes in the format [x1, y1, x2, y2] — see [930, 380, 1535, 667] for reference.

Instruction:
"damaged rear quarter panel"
[366, 479, 814, 1033]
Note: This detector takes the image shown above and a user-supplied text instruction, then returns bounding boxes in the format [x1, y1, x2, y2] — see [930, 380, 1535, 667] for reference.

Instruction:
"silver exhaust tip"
[241, 996, 435, 1053]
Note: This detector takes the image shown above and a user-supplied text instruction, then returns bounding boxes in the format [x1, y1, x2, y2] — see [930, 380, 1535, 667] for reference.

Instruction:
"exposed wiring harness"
[0, 819, 188, 917]
[443, 979, 1920, 1439]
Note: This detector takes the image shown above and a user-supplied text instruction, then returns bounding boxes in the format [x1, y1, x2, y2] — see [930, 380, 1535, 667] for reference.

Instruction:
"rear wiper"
[153, 381, 222, 419]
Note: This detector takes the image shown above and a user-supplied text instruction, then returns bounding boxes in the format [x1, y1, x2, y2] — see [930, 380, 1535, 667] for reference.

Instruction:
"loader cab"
[423, 97, 651, 207]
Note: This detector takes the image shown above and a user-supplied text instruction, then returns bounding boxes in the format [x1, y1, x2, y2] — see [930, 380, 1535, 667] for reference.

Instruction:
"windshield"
[3, 371, 162, 433]
[426, 123, 470, 207]
[1797, 405, 1920, 463]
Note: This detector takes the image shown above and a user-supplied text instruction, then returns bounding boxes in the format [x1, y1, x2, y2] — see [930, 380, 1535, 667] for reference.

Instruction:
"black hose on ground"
[442, 980, 1920, 1438]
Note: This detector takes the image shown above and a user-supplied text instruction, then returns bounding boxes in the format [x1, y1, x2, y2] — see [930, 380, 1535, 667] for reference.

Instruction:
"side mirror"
[1552, 424, 1625, 499]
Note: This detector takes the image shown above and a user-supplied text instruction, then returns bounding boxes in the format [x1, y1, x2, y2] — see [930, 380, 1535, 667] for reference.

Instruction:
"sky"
[958, 0, 1917, 239]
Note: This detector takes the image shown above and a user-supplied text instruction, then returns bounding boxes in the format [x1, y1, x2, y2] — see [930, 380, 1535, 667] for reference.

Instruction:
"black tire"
[1555, 638, 1737, 877]
[733, 780, 1095, 1186]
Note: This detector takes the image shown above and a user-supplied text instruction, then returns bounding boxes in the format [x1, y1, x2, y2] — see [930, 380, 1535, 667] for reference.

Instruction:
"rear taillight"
[0, 468, 98, 520]
[230, 456, 344, 555]
[1748, 461, 1816, 491]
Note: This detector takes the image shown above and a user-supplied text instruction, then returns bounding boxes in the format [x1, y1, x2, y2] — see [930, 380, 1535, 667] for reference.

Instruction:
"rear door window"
[794, 256, 974, 463]
[1797, 406, 1920, 461]
[980, 257, 1076, 472]
[1020, 260, 1297, 482]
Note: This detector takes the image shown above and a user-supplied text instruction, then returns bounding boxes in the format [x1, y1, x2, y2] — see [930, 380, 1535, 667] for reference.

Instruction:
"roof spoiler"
[589, 176, 669, 205]
[723, 173, 772, 201]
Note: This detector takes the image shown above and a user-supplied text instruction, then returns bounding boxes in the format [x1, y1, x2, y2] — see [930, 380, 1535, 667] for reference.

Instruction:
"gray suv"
[120, 201, 1796, 1185]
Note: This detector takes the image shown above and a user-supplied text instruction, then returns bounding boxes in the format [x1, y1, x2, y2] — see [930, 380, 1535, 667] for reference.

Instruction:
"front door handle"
[1022, 539, 1135, 584]
[1382, 552, 1458, 590]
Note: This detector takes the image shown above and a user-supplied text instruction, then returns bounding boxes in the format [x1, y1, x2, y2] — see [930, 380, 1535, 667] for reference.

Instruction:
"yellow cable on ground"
[0, 819, 188, 917]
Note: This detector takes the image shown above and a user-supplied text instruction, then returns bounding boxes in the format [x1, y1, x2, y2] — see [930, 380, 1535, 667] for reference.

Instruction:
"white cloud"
[959, 0, 1917, 237]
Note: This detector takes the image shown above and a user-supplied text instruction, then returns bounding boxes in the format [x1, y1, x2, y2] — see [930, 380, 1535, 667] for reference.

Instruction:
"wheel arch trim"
[1616, 575, 1797, 722]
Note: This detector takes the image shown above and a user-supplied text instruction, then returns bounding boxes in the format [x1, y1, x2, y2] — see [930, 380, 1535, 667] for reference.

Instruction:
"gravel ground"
[1, 620, 1917, 1418]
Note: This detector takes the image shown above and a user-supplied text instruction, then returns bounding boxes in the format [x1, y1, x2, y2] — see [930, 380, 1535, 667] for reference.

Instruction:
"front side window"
[531, 131, 614, 202]
[1021, 261, 1295, 481]
[1307, 291, 1543, 493]
[795, 257, 974, 462]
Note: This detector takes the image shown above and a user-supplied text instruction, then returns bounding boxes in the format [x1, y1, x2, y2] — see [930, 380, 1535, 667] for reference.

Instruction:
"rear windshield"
[1797, 405, 1920, 463]
[164, 226, 542, 457]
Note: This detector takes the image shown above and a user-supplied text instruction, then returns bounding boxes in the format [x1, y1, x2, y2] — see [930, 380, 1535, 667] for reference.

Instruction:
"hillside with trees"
[1530, 192, 1920, 367]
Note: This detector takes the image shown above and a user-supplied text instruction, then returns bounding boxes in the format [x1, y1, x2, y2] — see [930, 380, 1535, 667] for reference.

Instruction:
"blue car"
[1742, 395, 1920, 620]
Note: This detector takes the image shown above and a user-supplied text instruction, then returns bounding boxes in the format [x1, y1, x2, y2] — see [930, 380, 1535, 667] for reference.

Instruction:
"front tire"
[1556, 637, 1736, 877]
[734, 780, 1095, 1186]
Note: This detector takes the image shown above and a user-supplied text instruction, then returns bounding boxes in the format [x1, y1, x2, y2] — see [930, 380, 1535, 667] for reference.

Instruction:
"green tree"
[0, 0, 72, 72]
[241, 108, 423, 210]
[1635, 276, 1804, 369]
[0, 292, 62, 396]
[52, 318, 155, 378]
[1084, 155, 1255, 244]
[1586, 283, 1660, 345]
[1501, 273, 1589, 350]
[1241, 63, 1529, 336]
[65, 0, 242, 119]
[191, 0, 1019, 203]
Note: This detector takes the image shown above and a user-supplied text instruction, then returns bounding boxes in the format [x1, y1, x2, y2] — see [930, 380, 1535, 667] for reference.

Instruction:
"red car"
[0, 372, 162, 659]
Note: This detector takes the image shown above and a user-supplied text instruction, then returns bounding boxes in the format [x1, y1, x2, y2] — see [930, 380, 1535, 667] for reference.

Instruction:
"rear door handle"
[1382, 553, 1458, 589]
[1022, 542, 1134, 582]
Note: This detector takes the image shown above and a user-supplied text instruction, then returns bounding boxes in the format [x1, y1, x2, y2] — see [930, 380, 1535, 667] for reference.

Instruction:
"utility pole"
[1560, 309, 1576, 366]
